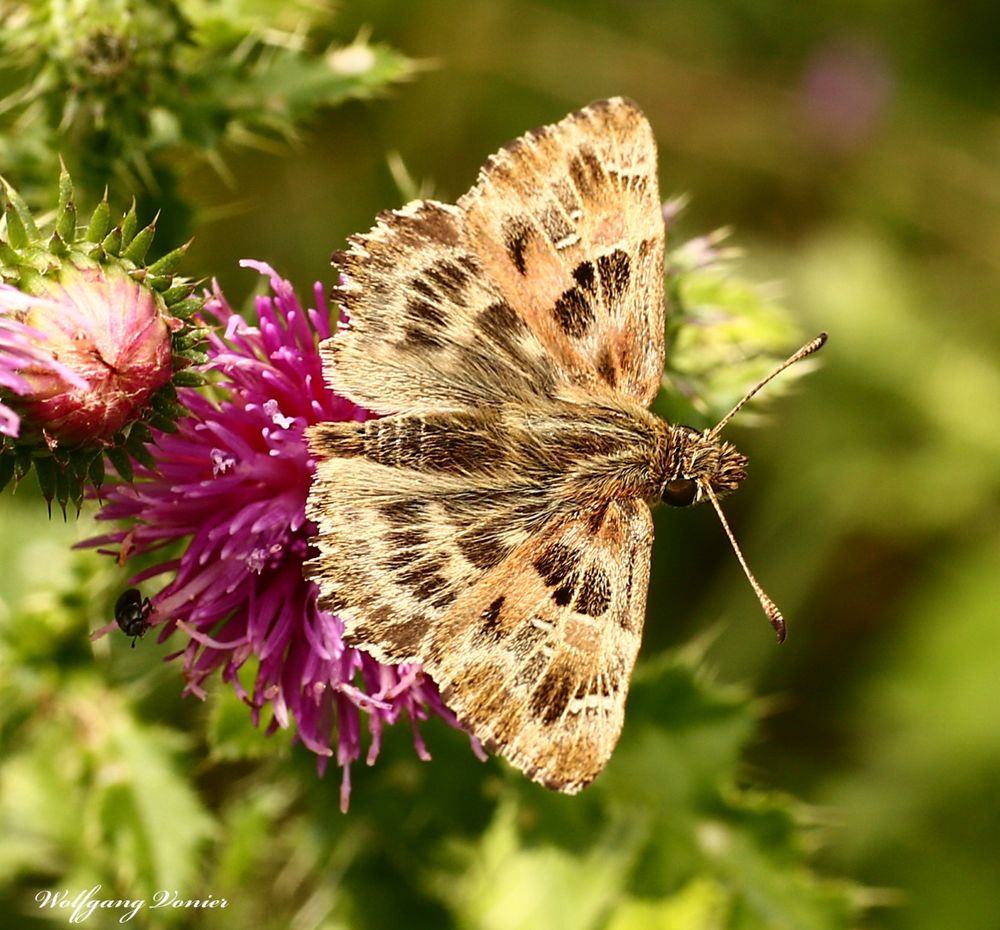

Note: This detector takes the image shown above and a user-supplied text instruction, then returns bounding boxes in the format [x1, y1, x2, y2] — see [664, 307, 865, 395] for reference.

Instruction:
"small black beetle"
[114, 588, 152, 648]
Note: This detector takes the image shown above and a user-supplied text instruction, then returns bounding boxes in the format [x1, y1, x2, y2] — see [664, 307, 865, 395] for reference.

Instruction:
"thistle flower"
[0, 171, 204, 511]
[85, 263, 468, 810]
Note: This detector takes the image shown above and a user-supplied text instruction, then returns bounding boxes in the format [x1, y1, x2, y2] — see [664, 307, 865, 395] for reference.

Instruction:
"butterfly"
[305, 97, 825, 793]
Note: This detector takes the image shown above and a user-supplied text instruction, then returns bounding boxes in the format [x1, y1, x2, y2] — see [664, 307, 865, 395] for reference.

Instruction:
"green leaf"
[33, 455, 56, 505]
[99, 714, 216, 895]
[149, 242, 191, 277]
[206, 675, 292, 762]
[101, 225, 123, 257]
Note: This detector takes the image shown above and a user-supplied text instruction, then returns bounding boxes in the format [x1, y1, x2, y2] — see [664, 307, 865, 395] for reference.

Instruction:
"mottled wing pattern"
[307, 416, 556, 665]
[424, 499, 654, 793]
[324, 97, 664, 413]
[460, 96, 665, 405]
[327, 199, 560, 414]
[308, 98, 666, 792]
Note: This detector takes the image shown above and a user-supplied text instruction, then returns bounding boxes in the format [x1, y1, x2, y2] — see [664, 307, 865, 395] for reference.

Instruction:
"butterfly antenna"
[708, 333, 828, 440]
[703, 484, 786, 643]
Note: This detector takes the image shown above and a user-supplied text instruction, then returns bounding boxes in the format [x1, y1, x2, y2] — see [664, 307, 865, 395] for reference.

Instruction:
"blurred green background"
[3, 1, 1000, 928]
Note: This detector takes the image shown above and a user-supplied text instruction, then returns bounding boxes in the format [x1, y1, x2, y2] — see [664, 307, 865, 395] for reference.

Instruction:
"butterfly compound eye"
[661, 478, 698, 507]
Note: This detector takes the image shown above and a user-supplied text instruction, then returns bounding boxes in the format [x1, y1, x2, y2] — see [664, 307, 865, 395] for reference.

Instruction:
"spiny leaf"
[0, 453, 15, 493]
[172, 370, 205, 387]
[0, 183, 32, 249]
[168, 297, 201, 318]
[88, 451, 106, 490]
[34, 455, 56, 506]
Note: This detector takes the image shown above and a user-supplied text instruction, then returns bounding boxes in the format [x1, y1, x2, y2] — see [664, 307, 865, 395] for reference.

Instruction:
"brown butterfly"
[305, 97, 825, 792]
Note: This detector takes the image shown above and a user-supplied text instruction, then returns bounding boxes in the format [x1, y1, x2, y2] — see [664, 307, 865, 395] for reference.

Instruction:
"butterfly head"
[660, 427, 748, 508]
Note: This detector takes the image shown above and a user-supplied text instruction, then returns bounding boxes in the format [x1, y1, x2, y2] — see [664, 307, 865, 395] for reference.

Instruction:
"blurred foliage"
[0, 494, 859, 927]
[0, 0, 416, 231]
[4, 1, 1000, 929]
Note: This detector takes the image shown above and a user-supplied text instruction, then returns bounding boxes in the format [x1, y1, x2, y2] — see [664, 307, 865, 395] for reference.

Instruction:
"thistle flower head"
[84, 263, 468, 810]
[0, 170, 204, 511]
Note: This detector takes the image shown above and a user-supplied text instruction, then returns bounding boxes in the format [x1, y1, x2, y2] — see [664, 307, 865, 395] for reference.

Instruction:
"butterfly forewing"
[460, 97, 665, 405]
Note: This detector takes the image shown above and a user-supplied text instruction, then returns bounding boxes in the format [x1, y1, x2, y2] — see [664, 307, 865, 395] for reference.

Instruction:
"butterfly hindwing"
[422, 499, 654, 793]
[307, 415, 559, 664]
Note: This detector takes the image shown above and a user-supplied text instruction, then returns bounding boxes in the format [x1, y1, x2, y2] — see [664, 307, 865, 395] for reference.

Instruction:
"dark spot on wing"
[398, 202, 461, 246]
[574, 566, 611, 618]
[479, 596, 505, 638]
[410, 278, 437, 300]
[398, 557, 448, 591]
[403, 326, 446, 350]
[317, 587, 348, 615]
[514, 648, 549, 688]
[388, 528, 428, 550]
[459, 522, 515, 570]
[552, 572, 577, 607]
[426, 259, 469, 298]
[430, 588, 457, 610]
[540, 204, 574, 244]
[382, 550, 413, 571]
[585, 503, 609, 536]
[477, 299, 528, 348]
[509, 621, 546, 658]
[568, 145, 605, 196]
[529, 667, 574, 724]
[406, 297, 446, 328]
[573, 260, 596, 292]
[552, 287, 594, 338]
[415, 419, 499, 474]
[597, 249, 631, 304]
[595, 345, 617, 388]
[359, 609, 432, 659]
[412, 572, 452, 603]
[381, 499, 428, 526]
[503, 217, 532, 275]
[533, 542, 581, 587]
[553, 179, 580, 214]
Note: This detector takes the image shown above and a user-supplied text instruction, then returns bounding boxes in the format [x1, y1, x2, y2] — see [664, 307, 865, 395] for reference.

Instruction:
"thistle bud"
[12, 267, 176, 445]
[0, 171, 205, 512]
